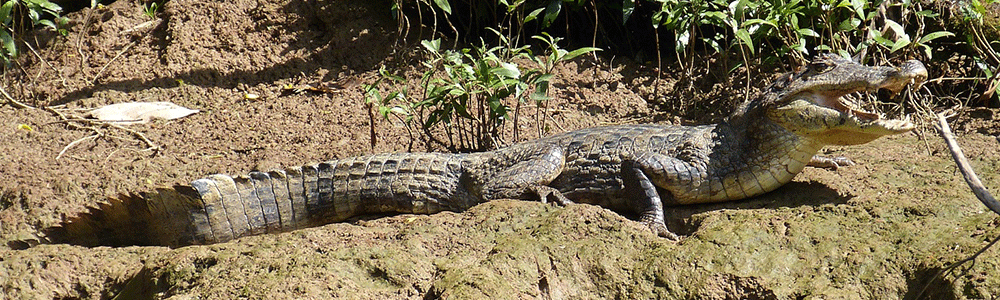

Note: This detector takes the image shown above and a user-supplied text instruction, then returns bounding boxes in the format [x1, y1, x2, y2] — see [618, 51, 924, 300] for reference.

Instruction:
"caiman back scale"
[49, 55, 927, 247]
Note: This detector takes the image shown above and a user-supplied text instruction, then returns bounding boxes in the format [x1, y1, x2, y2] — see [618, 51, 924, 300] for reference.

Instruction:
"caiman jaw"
[818, 59, 926, 122]
[769, 58, 928, 145]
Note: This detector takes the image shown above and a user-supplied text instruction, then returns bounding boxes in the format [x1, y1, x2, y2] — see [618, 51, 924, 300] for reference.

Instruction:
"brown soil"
[1, 0, 999, 299]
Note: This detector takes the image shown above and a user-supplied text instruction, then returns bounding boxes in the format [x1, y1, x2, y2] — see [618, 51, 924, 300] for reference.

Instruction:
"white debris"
[86, 102, 199, 125]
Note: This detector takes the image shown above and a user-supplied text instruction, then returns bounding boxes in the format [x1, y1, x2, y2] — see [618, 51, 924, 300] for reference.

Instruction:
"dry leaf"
[87, 102, 199, 125]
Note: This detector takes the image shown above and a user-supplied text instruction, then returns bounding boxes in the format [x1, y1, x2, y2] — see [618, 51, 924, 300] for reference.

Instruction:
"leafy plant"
[365, 29, 598, 151]
[647, 0, 955, 67]
[0, 0, 68, 66]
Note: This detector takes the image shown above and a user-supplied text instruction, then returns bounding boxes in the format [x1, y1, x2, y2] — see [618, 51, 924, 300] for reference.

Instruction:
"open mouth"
[814, 89, 907, 123]
[811, 60, 928, 126]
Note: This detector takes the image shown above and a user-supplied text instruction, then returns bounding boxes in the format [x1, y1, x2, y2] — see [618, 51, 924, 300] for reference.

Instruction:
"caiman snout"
[885, 60, 928, 93]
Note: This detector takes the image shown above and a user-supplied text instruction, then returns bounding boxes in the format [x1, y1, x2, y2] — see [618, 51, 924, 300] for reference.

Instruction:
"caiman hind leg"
[478, 144, 571, 205]
[621, 152, 708, 240]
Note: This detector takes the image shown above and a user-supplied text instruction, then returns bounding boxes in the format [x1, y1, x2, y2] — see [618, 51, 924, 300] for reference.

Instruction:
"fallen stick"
[0, 85, 36, 109]
[916, 112, 1000, 299]
[935, 112, 1000, 215]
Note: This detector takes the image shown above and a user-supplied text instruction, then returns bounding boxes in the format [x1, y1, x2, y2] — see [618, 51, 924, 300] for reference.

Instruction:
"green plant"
[0, 0, 68, 66]
[956, 0, 1000, 106]
[647, 0, 955, 67]
[365, 29, 598, 151]
[143, 1, 161, 19]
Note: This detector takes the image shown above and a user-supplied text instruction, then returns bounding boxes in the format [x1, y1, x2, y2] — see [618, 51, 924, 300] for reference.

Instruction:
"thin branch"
[926, 77, 996, 84]
[915, 112, 1000, 299]
[0, 84, 36, 109]
[104, 122, 159, 152]
[935, 112, 1000, 215]
[23, 37, 68, 88]
[45, 107, 161, 157]
[57, 134, 100, 160]
[916, 233, 1000, 299]
[92, 40, 138, 84]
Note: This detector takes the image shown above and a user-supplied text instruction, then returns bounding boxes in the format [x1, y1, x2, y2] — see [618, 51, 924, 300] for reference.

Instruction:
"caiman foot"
[528, 185, 572, 206]
[640, 215, 679, 240]
[808, 155, 855, 170]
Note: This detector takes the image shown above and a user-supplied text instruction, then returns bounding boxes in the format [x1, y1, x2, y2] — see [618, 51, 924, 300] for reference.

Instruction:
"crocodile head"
[763, 54, 927, 145]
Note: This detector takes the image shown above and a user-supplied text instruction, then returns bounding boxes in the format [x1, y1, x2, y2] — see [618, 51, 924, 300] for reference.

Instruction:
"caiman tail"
[46, 153, 477, 247]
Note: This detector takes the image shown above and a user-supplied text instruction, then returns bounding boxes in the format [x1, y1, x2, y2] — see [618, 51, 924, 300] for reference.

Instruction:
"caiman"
[46, 54, 927, 247]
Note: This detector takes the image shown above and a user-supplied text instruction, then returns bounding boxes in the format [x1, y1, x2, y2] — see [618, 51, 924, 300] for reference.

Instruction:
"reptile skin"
[48, 55, 927, 247]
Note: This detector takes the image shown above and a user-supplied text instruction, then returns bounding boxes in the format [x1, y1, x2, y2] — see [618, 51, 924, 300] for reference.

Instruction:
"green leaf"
[872, 35, 893, 48]
[675, 29, 690, 53]
[849, 0, 865, 18]
[920, 44, 933, 59]
[543, 0, 562, 28]
[743, 19, 777, 29]
[421, 39, 441, 53]
[734, 28, 754, 54]
[533, 73, 554, 84]
[531, 81, 550, 101]
[0, 30, 15, 57]
[838, 17, 861, 31]
[38, 19, 56, 29]
[563, 47, 600, 61]
[524, 7, 544, 23]
[389, 106, 409, 116]
[27, 0, 62, 13]
[890, 36, 910, 52]
[796, 28, 819, 37]
[28, 8, 39, 24]
[622, 0, 635, 24]
[884, 19, 906, 37]
[0, 1, 15, 25]
[492, 62, 521, 79]
[974, 58, 994, 78]
[917, 31, 955, 44]
[432, 0, 452, 14]
[915, 9, 939, 18]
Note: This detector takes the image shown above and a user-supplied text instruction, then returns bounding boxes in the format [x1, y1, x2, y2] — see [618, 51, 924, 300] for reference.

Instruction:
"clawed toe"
[647, 221, 679, 240]
[529, 185, 572, 206]
[809, 155, 856, 170]
[638, 216, 678, 240]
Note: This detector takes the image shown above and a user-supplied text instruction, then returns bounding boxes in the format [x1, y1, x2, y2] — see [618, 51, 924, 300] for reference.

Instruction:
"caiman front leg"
[479, 144, 571, 205]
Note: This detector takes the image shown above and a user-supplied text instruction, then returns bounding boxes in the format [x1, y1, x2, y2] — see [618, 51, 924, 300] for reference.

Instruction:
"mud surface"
[2, 0, 999, 299]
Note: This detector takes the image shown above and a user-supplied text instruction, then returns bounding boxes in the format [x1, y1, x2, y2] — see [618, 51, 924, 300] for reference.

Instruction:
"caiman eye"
[809, 60, 834, 73]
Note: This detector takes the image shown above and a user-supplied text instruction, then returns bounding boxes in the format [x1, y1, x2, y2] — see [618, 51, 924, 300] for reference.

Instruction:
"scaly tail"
[46, 153, 479, 247]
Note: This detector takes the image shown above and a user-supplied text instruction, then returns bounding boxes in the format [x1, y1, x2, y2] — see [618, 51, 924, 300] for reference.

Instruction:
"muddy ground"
[1, 0, 999, 299]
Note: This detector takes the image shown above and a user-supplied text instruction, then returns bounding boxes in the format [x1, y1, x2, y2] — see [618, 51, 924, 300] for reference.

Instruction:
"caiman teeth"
[837, 91, 881, 121]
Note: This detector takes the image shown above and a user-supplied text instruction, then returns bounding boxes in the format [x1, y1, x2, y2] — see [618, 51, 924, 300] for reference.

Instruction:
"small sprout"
[244, 93, 260, 100]
[17, 124, 32, 131]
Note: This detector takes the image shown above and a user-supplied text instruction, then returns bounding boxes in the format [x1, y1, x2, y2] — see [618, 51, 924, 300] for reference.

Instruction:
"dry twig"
[57, 134, 100, 160]
[92, 41, 137, 83]
[915, 112, 1000, 299]
[0, 84, 35, 109]
[45, 107, 161, 159]
[934, 112, 1000, 214]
